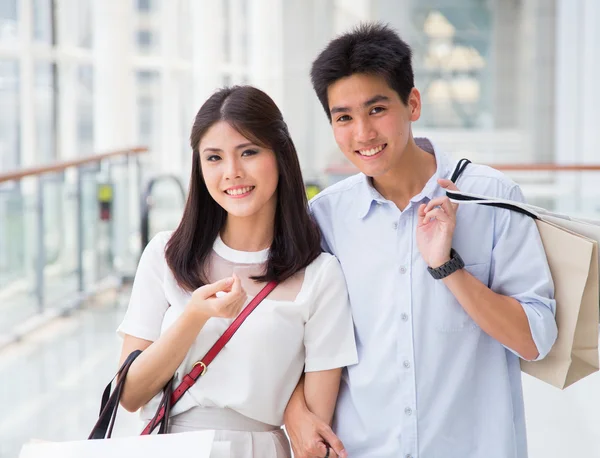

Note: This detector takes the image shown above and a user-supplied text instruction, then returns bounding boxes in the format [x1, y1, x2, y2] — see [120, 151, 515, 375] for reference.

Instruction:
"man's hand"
[284, 404, 346, 458]
[416, 178, 460, 268]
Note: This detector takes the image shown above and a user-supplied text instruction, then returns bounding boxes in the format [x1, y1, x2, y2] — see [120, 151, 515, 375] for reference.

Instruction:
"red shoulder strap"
[141, 280, 278, 435]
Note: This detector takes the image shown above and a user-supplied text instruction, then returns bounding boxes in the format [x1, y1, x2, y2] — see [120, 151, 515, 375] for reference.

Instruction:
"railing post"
[76, 167, 84, 293]
[35, 176, 45, 312]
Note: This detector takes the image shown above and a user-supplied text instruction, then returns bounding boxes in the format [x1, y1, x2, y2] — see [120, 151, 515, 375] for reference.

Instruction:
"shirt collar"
[355, 137, 453, 219]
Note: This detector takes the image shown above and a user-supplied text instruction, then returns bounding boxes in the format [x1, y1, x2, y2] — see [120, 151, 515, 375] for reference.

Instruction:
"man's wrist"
[427, 249, 465, 280]
[428, 255, 451, 269]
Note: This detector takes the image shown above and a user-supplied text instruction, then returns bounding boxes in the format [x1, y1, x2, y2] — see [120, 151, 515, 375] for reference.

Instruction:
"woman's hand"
[188, 274, 247, 320]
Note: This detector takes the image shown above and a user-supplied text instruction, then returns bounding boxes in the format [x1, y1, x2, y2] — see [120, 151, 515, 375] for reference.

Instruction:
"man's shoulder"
[458, 162, 518, 198]
[309, 173, 365, 209]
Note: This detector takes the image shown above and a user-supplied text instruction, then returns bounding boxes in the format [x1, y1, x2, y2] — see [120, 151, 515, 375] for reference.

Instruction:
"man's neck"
[371, 138, 437, 211]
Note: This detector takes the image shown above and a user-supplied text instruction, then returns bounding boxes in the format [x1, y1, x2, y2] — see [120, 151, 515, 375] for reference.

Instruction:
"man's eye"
[336, 115, 351, 122]
[370, 106, 385, 114]
[242, 149, 259, 157]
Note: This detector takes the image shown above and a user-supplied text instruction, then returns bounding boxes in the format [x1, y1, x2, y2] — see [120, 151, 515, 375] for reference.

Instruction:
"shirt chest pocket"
[434, 263, 490, 333]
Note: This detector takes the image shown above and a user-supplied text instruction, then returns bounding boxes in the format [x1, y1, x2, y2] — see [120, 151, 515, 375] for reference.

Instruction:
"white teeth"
[226, 186, 254, 196]
[358, 145, 385, 156]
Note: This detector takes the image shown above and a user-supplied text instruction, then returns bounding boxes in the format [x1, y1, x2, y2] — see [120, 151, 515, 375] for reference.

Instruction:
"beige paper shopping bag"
[447, 189, 600, 389]
[521, 219, 599, 389]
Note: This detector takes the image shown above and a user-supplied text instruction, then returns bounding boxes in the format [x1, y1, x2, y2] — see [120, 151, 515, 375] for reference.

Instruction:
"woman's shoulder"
[138, 231, 175, 268]
[146, 230, 175, 252]
[304, 252, 344, 285]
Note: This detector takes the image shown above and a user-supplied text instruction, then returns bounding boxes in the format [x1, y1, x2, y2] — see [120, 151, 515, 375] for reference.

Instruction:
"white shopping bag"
[18, 430, 216, 458]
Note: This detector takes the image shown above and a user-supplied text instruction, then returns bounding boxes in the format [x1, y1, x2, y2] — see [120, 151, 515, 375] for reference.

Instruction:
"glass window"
[177, 0, 192, 59]
[240, 0, 249, 66]
[34, 61, 56, 164]
[410, 3, 493, 128]
[0, 0, 18, 44]
[77, 0, 93, 48]
[137, 0, 152, 12]
[135, 0, 160, 55]
[179, 71, 194, 176]
[137, 29, 153, 49]
[77, 65, 94, 156]
[32, 0, 53, 44]
[223, 0, 231, 63]
[0, 60, 20, 171]
[137, 70, 161, 158]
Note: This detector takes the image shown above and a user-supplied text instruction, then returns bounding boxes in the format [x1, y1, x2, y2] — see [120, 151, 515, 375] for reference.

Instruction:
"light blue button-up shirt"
[310, 141, 557, 458]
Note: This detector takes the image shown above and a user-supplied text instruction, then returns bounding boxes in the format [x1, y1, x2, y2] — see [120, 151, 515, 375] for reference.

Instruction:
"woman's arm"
[304, 368, 342, 425]
[118, 307, 210, 412]
[119, 276, 247, 412]
[284, 375, 347, 458]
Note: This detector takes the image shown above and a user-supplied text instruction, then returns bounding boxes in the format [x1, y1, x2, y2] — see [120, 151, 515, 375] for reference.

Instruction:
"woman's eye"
[206, 155, 221, 162]
[370, 106, 385, 115]
[336, 115, 351, 123]
[242, 149, 259, 157]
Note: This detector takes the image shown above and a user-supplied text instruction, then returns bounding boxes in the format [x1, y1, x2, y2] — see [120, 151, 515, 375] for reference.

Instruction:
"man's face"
[327, 73, 421, 178]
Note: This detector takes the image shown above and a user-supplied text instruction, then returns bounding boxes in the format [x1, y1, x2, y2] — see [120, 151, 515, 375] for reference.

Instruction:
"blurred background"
[0, 0, 599, 457]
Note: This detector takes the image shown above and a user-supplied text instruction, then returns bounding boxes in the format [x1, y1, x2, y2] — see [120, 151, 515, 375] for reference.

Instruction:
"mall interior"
[1, 0, 599, 456]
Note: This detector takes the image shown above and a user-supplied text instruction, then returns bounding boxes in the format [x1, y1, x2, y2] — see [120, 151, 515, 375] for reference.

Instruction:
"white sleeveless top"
[117, 231, 358, 426]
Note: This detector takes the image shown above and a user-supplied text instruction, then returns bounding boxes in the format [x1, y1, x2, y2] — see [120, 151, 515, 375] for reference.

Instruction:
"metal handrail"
[324, 163, 600, 175]
[0, 147, 148, 183]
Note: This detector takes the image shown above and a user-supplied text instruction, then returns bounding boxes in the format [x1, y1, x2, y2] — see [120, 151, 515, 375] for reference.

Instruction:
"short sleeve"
[117, 232, 171, 341]
[304, 256, 358, 372]
[490, 185, 558, 361]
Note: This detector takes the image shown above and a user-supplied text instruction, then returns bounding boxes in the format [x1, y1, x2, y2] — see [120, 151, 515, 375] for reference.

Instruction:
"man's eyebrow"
[330, 95, 391, 116]
[202, 142, 254, 153]
[330, 105, 350, 115]
[363, 95, 390, 107]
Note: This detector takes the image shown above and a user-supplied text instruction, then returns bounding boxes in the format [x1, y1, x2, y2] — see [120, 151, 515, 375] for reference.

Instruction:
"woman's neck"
[220, 209, 275, 253]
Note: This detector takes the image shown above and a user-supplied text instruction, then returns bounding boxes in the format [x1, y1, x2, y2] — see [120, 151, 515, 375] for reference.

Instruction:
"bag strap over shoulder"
[446, 158, 540, 220]
[446, 189, 540, 220]
[89, 280, 278, 439]
[140, 279, 279, 435]
[450, 158, 471, 184]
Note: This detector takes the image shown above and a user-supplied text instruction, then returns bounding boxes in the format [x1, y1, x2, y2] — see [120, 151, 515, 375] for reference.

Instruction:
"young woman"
[117, 86, 357, 458]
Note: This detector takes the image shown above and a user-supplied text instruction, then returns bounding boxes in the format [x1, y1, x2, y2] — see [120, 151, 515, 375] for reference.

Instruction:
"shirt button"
[405, 407, 412, 416]
[401, 313, 409, 321]
[393, 222, 398, 230]
[406, 455, 413, 458]
[403, 360, 411, 369]
[400, 266, 407, 274]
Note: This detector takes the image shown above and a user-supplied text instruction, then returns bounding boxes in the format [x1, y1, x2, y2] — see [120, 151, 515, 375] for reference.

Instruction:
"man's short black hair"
[310, 22, 414, 122]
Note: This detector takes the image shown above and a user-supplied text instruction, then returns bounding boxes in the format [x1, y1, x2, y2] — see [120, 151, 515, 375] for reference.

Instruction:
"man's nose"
[355, 118, 377, 144]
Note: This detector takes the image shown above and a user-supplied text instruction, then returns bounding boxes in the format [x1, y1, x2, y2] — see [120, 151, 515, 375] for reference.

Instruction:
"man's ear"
[408, 87, 422, 122]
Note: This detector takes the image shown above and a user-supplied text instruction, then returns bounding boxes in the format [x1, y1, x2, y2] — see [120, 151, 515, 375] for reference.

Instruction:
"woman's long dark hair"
[165, 86, 322, 291]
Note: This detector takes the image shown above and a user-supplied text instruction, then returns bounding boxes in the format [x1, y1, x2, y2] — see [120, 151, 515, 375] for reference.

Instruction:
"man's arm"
[441, 269, 539, 360]
[418, 178, 557, 361]
[284, 375, 347, 458]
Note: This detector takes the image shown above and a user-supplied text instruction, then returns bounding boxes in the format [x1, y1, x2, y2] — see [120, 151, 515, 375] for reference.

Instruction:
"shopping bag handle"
[88, 349, 142, 439]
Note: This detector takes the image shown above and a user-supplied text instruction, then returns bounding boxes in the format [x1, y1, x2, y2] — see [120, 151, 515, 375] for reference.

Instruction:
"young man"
[284, 23, 557, 458]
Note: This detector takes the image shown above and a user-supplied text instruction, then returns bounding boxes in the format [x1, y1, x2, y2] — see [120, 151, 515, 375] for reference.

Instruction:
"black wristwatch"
[427, 249, 465, 280]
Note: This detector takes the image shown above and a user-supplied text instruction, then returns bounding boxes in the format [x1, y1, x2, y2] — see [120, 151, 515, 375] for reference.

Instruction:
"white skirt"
[168, 406, 291, 458]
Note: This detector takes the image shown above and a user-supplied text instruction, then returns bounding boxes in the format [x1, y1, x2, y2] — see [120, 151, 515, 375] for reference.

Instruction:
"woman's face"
[198, 121, 279, 220]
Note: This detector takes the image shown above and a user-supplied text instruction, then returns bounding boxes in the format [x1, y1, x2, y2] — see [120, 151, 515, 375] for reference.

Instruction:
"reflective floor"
[1, 294, 600, 458]
[0, 292, 141, 458]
